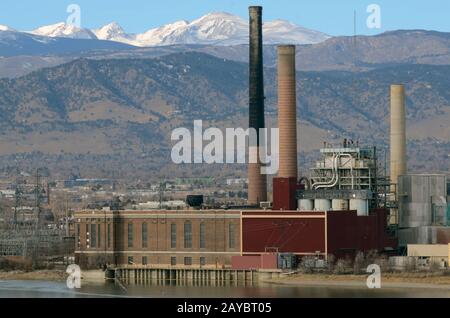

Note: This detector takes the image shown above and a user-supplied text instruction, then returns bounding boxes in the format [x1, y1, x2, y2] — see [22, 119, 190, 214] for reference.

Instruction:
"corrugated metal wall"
[242, 214, 325, 254]
[398, 174, 447, 228]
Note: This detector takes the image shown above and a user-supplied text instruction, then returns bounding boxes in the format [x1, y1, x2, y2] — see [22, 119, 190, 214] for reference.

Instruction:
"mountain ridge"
[2, 28, 450, 79]
[18, 12, 331, 46]
[0, 52, 448, 179]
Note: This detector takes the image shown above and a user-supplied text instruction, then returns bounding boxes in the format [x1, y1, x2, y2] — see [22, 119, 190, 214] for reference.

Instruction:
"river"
[0, 280, 449, 298]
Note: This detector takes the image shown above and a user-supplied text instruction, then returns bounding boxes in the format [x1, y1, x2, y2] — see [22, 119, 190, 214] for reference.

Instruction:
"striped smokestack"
[390, 84, 407, 192]
[277, 45, 298, 179]
[247, 6, 267, 205]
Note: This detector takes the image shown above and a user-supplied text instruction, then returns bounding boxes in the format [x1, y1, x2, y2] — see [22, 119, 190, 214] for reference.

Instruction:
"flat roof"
[74, 210, 329, 220]
[74, 209, 329, 213]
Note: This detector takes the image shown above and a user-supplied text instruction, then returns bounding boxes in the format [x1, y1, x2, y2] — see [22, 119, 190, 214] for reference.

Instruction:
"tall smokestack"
[278, 45, 298, 179]
[248, 6, 267, 205]
[390, 84, 407, 191]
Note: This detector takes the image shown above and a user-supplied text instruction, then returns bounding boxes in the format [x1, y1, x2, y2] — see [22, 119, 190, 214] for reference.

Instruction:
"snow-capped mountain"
[93, 22, 138, 46]
[133, 12, 329, 46]
[93, 22, 125, 40]
[0, 27, 134, 57]
[139, 12, 250, 46]
[264, 19, 330, 45]
[136, 20, 192, 46]
[17, 12, 330, 47]
[29, 22, 98, 40]
[0, 24, 15, 32]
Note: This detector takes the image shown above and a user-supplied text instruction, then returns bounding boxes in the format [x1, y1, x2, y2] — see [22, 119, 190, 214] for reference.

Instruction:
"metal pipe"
[311, 154, 335, 189]
[315, 155, 340, 190]
[339, 154, 354, 190]
[313, 154, 354, 190]
[312, 154, 338, 189]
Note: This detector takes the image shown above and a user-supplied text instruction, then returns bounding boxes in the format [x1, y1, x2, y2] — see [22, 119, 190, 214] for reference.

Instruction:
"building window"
[184, 221, 192, 249]
[90, 224, 97, 248]
[142, 222, 148, 248]
[98, 224, 101, 247]
[199, 222, 206, 249]
[128, 223, 134, 248]
[184, 257, 192, 266]
[171, 257, 177, 266]
[76, 224, 80, 249]
[200, 257, 206, 267]
[170, 223, 177, 249]
[128, 256, 134, 265]
[85, 224, 89, 248]
[228, 224, 235, 249]
[142, 256, 148, 265]
[107, 223, 111, 248]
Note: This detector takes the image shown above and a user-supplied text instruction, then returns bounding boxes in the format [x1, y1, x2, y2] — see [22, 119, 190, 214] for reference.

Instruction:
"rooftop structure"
[298, 143, 379, 216]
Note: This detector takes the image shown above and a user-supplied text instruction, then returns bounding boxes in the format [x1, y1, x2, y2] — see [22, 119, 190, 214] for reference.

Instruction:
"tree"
[353, 251, 365, 274]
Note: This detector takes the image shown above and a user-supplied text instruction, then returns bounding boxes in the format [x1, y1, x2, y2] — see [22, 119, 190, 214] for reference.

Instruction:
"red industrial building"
[272, 177, 302, 211]
[241, 209, 397, 260]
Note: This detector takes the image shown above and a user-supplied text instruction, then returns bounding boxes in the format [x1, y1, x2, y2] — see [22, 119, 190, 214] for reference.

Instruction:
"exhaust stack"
[247, 6, 267, 205]
[278, 45, 298, 179]
[272, 45, 298, 211]
[390, 84, 407, 191]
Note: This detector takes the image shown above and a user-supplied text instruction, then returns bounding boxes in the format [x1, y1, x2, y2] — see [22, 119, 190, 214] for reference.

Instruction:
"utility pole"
[353, 10, 357, 71]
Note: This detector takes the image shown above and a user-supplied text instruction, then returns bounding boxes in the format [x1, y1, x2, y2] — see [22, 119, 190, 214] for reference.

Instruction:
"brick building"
[74, 208, 397, 270]
[74, 209, 241, 269]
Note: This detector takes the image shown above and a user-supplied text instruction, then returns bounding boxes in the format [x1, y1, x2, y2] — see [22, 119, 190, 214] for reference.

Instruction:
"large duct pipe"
[278, 45, 298, 179]
[248, 6, 267, 205]
[390, 84, 407, 192]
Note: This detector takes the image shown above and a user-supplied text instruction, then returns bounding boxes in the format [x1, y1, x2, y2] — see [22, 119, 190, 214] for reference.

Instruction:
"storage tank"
[332, 199, 349, 211]
[315, 199, 331, 211]
[298, 199, 314, 211]
[350, 199, 369, 216]
[186, 195, 204, 208]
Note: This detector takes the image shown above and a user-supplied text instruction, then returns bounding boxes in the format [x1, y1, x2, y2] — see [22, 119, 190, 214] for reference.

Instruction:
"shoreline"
[266, 273, 450, 290]
[1, 270, 449, 290]
[0, 270, 67, 282]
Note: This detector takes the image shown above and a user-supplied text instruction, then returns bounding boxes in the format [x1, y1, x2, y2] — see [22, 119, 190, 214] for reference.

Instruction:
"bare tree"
[334, 258, 351, 275]
[353, 251, 365, 274]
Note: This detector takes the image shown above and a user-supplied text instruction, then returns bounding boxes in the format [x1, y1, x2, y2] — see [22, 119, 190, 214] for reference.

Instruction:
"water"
[0, 280, 449, 298]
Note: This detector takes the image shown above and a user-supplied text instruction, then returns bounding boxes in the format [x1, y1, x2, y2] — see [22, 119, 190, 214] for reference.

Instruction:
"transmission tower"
[13, 178, 23, 226]
[31, 168, 44, 269]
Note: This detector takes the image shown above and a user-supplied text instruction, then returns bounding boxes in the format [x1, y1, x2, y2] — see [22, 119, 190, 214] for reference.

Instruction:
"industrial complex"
[0, 6, 448, 279]
[72, 6, 450, 273]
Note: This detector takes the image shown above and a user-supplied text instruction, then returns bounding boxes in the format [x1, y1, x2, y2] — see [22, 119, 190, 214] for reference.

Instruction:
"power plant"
[68, 6, 450, 274]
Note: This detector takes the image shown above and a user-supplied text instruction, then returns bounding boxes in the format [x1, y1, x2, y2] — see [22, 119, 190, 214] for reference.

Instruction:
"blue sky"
[0, 0, 449, 36]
